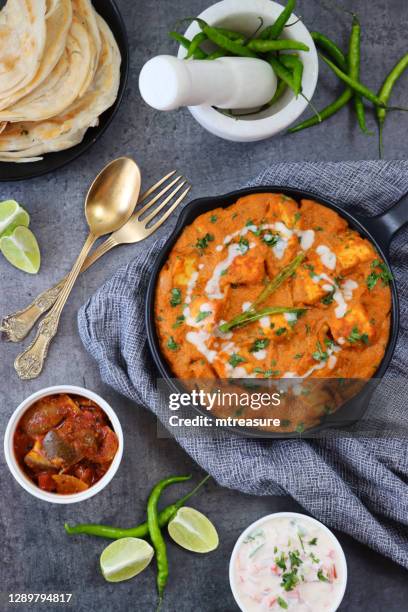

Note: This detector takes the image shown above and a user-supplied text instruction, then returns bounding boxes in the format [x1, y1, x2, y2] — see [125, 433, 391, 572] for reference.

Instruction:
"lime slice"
[0, 226, 40, 274]
[167, 506, 219, 553]
[100, 537, 154, 583]
[0, 199, 29, 238]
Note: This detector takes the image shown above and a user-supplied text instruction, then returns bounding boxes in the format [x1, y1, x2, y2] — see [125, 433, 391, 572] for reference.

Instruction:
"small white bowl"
[229, 512, 348, 611]
[178, 0, 318, 141]
[4, 385, 124, 504]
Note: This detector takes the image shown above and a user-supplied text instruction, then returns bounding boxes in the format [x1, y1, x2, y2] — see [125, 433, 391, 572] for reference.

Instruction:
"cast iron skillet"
[0, 0, 128, 182]
[146, 186, 408, 438]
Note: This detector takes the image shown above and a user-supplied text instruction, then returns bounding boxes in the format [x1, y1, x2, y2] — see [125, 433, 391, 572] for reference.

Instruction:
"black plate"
[0, 0, 128, 182]
[146, 186, 408, 438]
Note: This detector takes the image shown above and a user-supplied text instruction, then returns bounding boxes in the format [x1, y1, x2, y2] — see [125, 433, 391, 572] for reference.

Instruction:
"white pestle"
[138, 55, 277, 111]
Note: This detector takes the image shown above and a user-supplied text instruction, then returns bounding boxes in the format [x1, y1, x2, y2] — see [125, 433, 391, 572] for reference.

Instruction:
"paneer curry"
[13, 393, 119, 494]
[155, 193, 392, 430]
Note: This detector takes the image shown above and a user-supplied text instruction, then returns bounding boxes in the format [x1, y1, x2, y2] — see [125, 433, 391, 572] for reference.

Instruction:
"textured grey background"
[1, 0, 408, 610]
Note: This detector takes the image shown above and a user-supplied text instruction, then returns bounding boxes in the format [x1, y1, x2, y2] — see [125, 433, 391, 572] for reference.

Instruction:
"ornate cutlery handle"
[14, 235, 96, 380]
[1, 279, 66, 342]
[14, 310, 61, 380]
[1, 238, 116, 343]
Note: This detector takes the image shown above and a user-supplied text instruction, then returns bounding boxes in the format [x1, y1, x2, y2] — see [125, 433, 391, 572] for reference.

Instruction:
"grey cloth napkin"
[78, 161, 408, 569]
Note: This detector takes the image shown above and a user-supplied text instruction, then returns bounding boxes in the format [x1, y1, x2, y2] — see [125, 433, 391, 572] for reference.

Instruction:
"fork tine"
[142, 180, 187, 226]
[145, 187, 191, 236]
[137, 175, 184, 218]
[139, 170, 177, 204]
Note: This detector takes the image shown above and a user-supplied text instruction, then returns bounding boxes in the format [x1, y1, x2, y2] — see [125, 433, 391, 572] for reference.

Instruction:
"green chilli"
[349, 16, 372, 135]
[169, 31, 207, 59]
[377, 53, 408, 157]
[247, 39, 309, 53]
[260, 0, 296, 40]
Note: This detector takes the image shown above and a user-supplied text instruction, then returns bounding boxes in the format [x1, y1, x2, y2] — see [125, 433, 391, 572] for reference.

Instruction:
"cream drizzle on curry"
[155, 194, 392, 384]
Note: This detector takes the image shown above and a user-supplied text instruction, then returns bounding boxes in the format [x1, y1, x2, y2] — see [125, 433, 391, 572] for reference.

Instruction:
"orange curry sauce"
[155, 194, 391, 430]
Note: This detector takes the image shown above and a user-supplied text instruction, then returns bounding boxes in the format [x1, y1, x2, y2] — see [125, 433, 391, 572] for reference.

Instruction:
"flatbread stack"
[0, 0, 121, 162]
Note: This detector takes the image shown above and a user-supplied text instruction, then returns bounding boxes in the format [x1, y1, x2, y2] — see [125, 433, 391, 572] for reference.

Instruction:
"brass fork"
[1, 171, 190, 343]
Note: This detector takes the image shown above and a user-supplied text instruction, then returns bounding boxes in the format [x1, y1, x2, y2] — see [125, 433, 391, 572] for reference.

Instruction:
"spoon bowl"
[14, 157, 141, 380]
[85, 157, 141, 237]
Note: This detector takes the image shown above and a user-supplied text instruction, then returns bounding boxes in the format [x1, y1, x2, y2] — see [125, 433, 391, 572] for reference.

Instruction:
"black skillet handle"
[355, 192, 408, 257]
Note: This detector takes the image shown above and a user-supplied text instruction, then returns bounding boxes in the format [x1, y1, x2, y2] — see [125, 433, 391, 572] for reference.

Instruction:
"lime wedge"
[0, 199, 29, 238]
[100, 538, 154, 583]
[167, 507, 219, 553]
[0, 226, 40, 274]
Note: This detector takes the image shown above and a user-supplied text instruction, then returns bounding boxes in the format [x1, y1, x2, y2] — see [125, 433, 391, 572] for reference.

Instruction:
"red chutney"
[13, 394, 119, 494]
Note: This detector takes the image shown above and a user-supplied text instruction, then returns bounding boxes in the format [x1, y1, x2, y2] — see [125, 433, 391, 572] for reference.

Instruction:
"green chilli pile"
[170, 0, 312, 115]
[293, 13, 408, 157]
[169, 0, 408, 156]
[65, 475, 217, 608]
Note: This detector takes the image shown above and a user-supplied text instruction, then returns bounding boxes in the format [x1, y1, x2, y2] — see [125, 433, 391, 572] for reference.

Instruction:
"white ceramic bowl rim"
[178, 0, 319, 142]
[4, 385, 124, 505]
[229, 511, 348, 612]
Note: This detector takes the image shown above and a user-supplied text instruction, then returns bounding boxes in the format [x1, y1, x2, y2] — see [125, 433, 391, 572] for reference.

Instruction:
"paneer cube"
[292, 267, 326, 305]
[329, 305, 374, 345]
[267, 194, 299, 228]
[336, 238, 373, 273]
[226, 252, 265, 286]
[172, 256, 198, 286]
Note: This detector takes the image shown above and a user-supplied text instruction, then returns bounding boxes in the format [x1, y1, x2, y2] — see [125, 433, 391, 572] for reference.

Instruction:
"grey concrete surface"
[1, 0, 408, 610]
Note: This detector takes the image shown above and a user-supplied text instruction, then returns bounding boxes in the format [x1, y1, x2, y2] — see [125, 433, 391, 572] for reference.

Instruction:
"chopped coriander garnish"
[250, 338, 270, 352]
[195, 233, 214, 252]
[324, 337, 334, 349]
[294, 353, 303, 360]
[275, 552, 287, 571]
[278, 597, 288, 610]
[347, 326, 369, 345]
[167, 336, 179, 351]
[310, 552, 320, 563]
[275, 327, 287, 336]
[245, 218, 254, 226]
[238, 236, 249, 253]
[209, 214, 217, 223]
[196, 311, 211, 323]
[314, 226, 323, 231]
[289, 550, 302, 568]
[229, 353, 246, 368]
[253, 367, 280, 378]
[232, 212, 238, 219]
[366, 259, 393, 290]
[304, 263, 315, 278]
[220, 268, 228, 276]
[294, 211, 301, 224]
[317, 569, 329, 582]
[312, 340, 328, 362]
[308, 537, 318, 545]
[295, 422, 305, 433]
[281, 569, 300, 592]
[321, 290, 335, 305]
[262, 233, 279, 247]
[170, 288, 182, 307]
[172, 315, 185, 329]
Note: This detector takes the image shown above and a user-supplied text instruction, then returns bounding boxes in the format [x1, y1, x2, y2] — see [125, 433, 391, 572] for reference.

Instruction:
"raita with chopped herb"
[231, 514, 347, 612]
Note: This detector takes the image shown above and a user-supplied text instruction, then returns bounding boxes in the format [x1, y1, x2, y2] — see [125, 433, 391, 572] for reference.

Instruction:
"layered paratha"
[0, 1, 47, 97]
[0, 14, 120, 162]
[0, 0, 72, 111]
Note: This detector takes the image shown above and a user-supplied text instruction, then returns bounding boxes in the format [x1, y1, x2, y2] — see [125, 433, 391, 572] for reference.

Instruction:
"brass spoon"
[14, 157, 141, 380]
